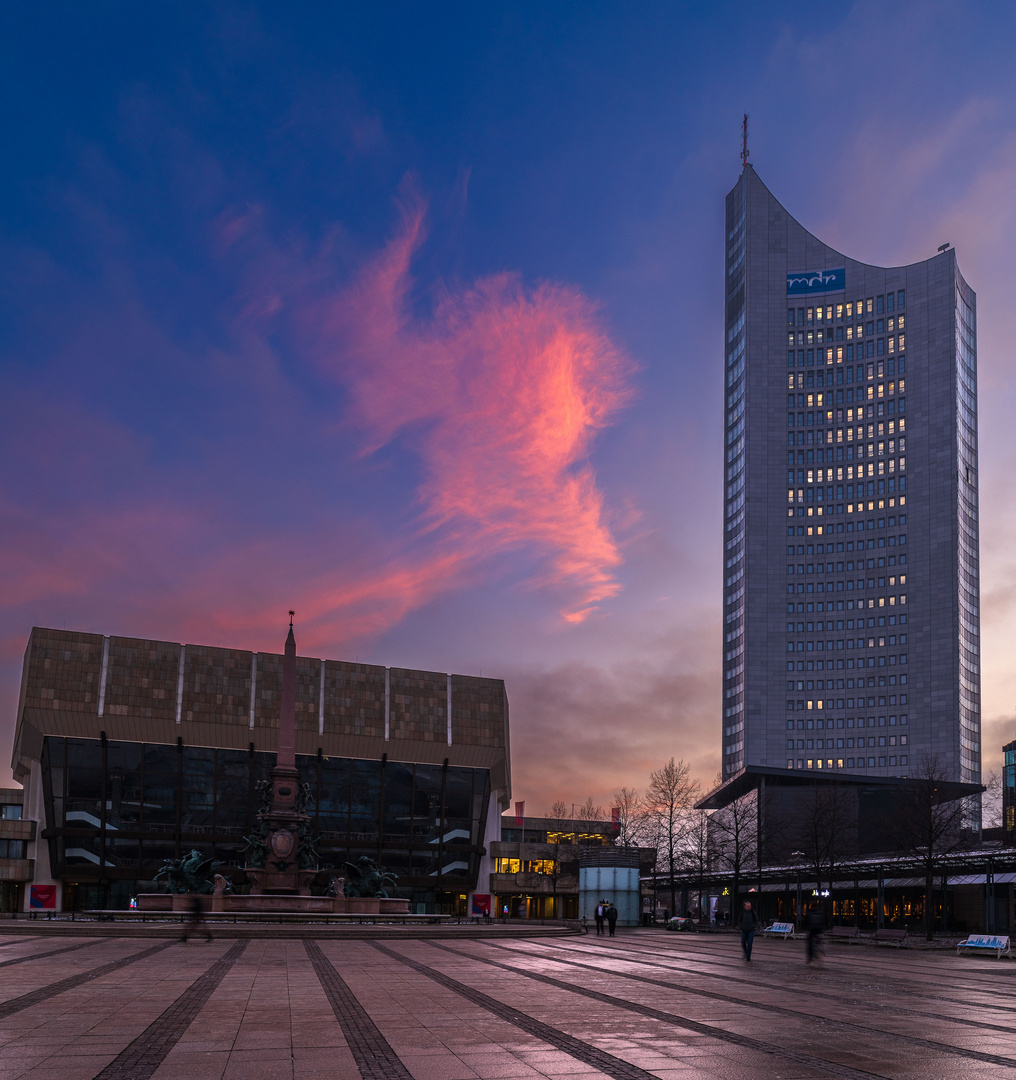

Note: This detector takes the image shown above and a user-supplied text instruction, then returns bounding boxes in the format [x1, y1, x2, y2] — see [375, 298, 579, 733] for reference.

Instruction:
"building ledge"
[697, 765, 983, 810]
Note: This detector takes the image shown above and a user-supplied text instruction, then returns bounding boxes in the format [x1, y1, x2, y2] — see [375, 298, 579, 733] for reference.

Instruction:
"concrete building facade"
[722, 166, 979, 792]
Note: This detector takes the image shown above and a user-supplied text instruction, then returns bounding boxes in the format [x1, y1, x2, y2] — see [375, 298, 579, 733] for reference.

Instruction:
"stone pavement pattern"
[0, 929, 1015, 1079]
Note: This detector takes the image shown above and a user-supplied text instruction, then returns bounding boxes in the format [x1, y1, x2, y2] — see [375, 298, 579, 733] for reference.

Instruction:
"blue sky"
[3, 1, 1016, 805]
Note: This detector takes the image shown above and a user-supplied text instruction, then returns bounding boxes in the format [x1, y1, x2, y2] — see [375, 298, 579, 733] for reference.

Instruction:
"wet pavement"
[0, 928, 1013, 1078]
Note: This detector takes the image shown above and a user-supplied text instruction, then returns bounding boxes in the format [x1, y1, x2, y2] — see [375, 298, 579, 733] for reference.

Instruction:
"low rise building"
[488, 814, 654, 920]
[0, 788, 33, 912]
[1004, 739, 1016, 846]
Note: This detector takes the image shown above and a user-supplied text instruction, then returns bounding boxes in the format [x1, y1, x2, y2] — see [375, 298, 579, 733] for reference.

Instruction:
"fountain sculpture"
[139, 616, 409, 916]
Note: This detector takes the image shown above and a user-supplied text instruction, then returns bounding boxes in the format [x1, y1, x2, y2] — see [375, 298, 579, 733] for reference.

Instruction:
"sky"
[3, 1, 1016, 811]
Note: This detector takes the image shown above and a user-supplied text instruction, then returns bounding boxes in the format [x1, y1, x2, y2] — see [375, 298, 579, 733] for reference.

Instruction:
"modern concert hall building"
[10, 626, 510, 912]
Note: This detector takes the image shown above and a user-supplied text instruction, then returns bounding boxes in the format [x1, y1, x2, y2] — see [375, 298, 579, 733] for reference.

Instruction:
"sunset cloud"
[312, 194, 636, 622]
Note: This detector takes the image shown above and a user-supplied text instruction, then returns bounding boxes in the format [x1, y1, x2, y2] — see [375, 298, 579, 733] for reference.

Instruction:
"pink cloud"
[0, 187, 639, 772]
[311, 195, 636, 621]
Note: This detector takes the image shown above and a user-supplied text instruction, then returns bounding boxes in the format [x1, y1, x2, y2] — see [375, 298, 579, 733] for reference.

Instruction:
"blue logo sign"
[787, 268, 846, 296]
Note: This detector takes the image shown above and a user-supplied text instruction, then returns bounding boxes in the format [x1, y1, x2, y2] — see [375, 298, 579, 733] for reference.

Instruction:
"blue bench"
[957, 934, 1011, 959]
[761, 921, 796, 939]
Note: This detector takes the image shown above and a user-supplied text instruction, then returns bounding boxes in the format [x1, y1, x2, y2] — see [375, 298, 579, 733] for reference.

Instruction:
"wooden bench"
[873, 928, 908, 948]
[826, 925, 860, 944]
[957, 934, 1011, 959]
[761, 921, 796, 939]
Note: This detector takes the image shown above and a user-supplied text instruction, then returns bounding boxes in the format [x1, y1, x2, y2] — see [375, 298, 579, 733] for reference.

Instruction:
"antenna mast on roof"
[741, 113, 749, 170]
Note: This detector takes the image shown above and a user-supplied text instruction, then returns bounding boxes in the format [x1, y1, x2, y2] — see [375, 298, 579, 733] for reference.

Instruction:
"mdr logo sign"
[787, 268, 845, 295]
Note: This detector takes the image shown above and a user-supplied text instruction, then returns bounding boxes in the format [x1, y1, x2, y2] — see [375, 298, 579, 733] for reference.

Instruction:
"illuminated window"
[528, 859, 557, 875]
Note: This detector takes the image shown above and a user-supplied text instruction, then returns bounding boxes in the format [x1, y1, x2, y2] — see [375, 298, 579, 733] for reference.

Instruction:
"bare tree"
[645, 758, 700, 916]
[982, 770, 1003, 830]
[791, 782, 854, 923]
[611, 786, 645, 848]
[545, 800, 571, 918]
[574, 797, 605, 836]
[548, 800, 570, 830]
[680, 809, 714, 920]
[885, 754, 968, 940]
[710, 790, 757, 921]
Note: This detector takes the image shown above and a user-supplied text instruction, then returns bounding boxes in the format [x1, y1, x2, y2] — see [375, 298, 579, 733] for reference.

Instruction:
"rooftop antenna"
[741, 113, 749, 170]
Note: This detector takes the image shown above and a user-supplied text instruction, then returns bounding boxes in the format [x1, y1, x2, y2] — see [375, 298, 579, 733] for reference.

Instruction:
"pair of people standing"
[594, 900, 619, 936]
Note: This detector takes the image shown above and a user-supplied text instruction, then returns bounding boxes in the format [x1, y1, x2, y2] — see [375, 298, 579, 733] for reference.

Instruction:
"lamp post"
[791, 851, 805, 928]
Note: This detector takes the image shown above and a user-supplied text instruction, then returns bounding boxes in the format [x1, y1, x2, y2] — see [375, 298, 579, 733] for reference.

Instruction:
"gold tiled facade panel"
[182, 646, 250, 725]
[451, 676, 506, 748]
[253, 652, 282, 730]
[0, 821, 34, 842]
[390, 668, 446, 742]
[0, 859, 31, 882]
[106, 637, 180, 721]
[17, 629, 509, 761]
[322, 661, 385, 738]
[20, 629, 104, 713]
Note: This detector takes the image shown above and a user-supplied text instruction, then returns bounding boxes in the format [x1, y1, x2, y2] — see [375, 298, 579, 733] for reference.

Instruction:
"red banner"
[611, 806, 620, 827]
[30, 885, 56, 910]
[471, 893, 491, 917]
[514, 800, 525, 827]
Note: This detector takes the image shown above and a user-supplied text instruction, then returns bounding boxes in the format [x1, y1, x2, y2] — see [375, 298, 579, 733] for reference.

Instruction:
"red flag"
[515, 800, 525, 827]
[611, 806, 621, 828]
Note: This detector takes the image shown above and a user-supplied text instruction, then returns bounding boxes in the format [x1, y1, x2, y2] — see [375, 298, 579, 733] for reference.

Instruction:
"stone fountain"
[139, 616, 409, 916]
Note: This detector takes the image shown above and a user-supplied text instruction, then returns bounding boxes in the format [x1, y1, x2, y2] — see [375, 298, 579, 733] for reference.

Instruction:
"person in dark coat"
[182, 894, 212, 942]
[595, 901, 606, 935]
[739, 900, 760, 961]
[806, 907, 825, 962]
[606, 903, 619, 936]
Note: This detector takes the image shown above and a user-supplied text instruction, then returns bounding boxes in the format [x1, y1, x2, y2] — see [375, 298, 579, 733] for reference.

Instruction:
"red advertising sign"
[471, 893, 491, 917]
[30, 885, 56, 910]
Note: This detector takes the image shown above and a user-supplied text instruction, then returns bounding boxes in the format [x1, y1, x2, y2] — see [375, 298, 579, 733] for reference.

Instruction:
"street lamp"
[791, 852, 805, 928]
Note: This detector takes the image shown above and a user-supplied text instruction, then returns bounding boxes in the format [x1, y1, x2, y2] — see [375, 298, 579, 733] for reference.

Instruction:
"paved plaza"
[0, 928, 1014, 1079]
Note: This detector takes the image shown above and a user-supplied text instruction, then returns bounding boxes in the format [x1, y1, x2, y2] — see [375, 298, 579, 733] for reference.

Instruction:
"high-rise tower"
[721, 167, 979, 791]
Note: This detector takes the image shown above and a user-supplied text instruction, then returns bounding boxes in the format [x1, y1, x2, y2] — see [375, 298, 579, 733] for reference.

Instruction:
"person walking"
[181, 894, 212, 942]
[739, 900, 759, 961]
[606, 902, 619, 937]
[595, 901, 605, 935]
[806, 906, 825, 962]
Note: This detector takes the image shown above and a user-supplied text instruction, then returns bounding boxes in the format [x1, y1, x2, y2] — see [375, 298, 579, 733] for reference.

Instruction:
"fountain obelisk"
[138, 613, 412, 915]
[246, 612, 316, 895]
